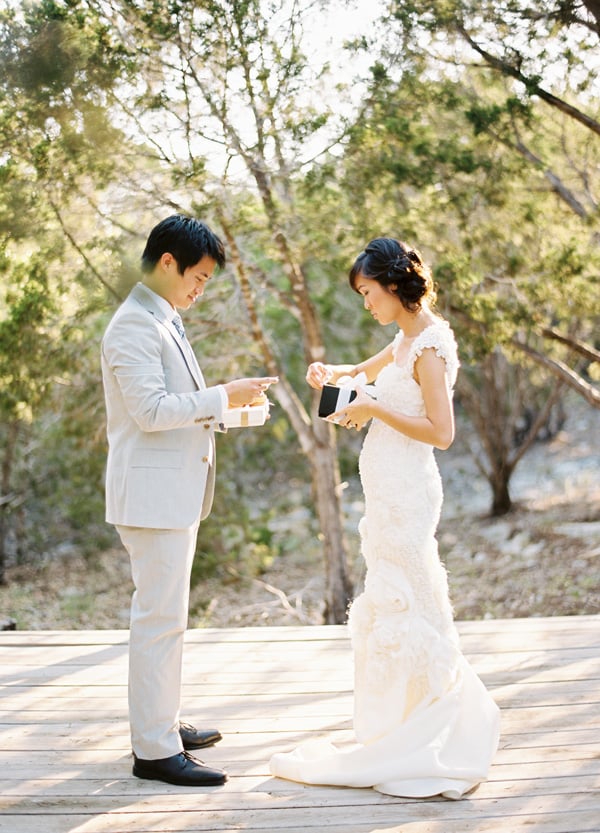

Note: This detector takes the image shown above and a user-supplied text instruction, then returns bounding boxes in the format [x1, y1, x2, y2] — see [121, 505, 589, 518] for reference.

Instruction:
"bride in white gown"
[269, 238, 500, 799]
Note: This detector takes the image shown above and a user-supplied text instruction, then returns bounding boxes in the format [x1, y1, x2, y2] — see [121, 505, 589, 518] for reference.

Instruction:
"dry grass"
[1, 396, 598, 630]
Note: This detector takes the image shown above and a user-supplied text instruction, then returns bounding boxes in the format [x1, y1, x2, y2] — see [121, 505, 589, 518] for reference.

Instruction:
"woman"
[269, 237, 500, 799]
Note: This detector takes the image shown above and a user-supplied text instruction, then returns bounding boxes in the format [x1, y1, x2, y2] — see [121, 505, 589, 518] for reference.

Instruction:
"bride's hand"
[306, 362, 332, 389]
[328, 388, 374, 430]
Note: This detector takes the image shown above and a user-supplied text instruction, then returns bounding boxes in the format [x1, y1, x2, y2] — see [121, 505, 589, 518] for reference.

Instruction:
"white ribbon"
[337, 372, 377, 397]
[335, 386, 356, 410]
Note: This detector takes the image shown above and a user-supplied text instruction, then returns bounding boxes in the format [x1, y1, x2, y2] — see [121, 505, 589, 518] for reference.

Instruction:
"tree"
[337, 24, 599, 513]
[3, 0, 597, 589]
[0, 256, 68, 582]
[2, 0, 366, 619]
[431, 1, 600, 400]
[458, 349, 565, 515]
[0, 0, 136, 579]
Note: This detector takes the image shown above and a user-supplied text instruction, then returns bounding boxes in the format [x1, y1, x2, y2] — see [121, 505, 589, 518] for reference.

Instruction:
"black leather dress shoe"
[179, 722, 222, 750]
[132, 751, 227, 786]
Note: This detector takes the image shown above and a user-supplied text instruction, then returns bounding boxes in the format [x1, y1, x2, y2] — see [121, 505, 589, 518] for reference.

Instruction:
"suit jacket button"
[202, 456, 209, 463]
[203, 424, 210, 430]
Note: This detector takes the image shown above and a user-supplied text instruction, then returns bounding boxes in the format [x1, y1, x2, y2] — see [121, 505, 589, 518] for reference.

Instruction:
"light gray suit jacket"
[101, 283, 226, 529]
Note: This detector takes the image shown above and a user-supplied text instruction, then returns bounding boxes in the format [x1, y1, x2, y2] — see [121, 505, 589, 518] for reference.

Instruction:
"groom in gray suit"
[101, 214, 277, 786]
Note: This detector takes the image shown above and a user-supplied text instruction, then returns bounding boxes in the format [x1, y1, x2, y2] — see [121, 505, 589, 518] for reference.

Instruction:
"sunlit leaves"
[0, 257, 64, 421]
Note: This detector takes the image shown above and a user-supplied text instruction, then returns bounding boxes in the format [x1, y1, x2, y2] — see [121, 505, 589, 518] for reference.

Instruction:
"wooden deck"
[0, 616, 598, 833]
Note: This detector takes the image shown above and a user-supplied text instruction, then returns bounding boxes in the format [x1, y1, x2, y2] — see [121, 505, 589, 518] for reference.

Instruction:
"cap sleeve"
[408, 322, 460, 389]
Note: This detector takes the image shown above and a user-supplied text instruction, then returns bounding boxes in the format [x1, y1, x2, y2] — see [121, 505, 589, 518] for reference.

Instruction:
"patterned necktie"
[173, 312, 205, 391]
[172, 314, 186, 340]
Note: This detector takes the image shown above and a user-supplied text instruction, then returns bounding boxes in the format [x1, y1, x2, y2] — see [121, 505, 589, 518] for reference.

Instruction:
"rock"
[555, 521, 600, 540]
[0, 615, 16, 630]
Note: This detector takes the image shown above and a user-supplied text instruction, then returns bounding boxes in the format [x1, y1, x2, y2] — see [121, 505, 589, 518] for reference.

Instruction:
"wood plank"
[2, 814, 598, 833]
[1, 704, 598, 733]
[1, 679, 598, 710]
[0, 671, 600, 714]
[1, 751, 600, 782]
[2, 651, 599, 684]
[2, 788, 600, 815]
[2, 644, 597, 669]
[2, 771, 599, 800]
[2, 731, 600, 762]
[0, 793, 598, 832]
[0, 725, 596, 755]
[1, 669, 587, 694]
[0, 614, 598, 645]
[0, 719, 593, 743]
[2, 645, 597, 670]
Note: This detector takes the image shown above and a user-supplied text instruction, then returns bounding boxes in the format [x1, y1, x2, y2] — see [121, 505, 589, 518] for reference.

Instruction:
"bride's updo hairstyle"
[349, 237, 436, 312]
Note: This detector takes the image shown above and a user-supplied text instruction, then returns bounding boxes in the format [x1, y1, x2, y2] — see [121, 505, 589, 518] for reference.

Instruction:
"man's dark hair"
[141, 214, 226, 274]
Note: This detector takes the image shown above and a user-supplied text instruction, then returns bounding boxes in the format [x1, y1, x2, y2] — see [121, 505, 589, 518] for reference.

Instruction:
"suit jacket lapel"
[130, 283, 206, 390]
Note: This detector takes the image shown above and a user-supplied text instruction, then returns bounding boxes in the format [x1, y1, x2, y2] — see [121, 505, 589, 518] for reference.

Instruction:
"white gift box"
[318, 372, 376, 421]
[222, 399, 270, 428]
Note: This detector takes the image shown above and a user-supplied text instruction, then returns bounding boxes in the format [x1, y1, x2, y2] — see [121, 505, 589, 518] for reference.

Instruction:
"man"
[101, 214, 277, 786]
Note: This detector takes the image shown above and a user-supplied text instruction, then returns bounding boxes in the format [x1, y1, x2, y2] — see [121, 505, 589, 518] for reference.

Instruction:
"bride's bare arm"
[306, 343, 394, 389]
[333, 349, 455, 450]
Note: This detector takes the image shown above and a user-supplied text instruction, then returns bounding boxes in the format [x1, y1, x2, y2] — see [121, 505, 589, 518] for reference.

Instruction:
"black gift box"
[318, 385, 357, 419]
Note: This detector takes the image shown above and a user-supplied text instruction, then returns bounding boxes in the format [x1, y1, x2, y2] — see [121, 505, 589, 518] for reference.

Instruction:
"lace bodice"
[361, 320, 459, 463]
[392, 320, 459, 389]
[374, 320, 459, 415]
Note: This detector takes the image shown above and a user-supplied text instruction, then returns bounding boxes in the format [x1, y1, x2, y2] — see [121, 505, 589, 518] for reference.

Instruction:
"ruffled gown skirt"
[268, 657, 499, 799]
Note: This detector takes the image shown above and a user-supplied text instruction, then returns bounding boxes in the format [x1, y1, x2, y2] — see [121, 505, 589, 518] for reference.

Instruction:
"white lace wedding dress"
[270, 321, 500, 798]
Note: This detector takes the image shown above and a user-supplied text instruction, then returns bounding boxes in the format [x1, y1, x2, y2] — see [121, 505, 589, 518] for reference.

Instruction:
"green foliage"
[465, 97, 532, 136]
[191, 416, 310, 585]
[0, 302, 113, 565]
[341, 49, 598, 352]
[0, 1, 129, 173]
[0, 255, 65, 421]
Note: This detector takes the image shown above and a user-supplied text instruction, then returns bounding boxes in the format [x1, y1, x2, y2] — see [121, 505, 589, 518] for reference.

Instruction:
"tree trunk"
[489, 461, 513, 516]
[0, 420, 19, 586]
[0, 507, 7, 586]
[309, 418, 354, 623]
[218, 214, 353, 623]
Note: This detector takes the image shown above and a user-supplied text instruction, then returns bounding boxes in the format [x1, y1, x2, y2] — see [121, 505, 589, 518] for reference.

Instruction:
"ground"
[1, 394, 598, 630]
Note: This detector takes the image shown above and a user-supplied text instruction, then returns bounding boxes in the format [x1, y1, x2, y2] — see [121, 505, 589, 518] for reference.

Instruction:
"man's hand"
[223, 377, 278, 408]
